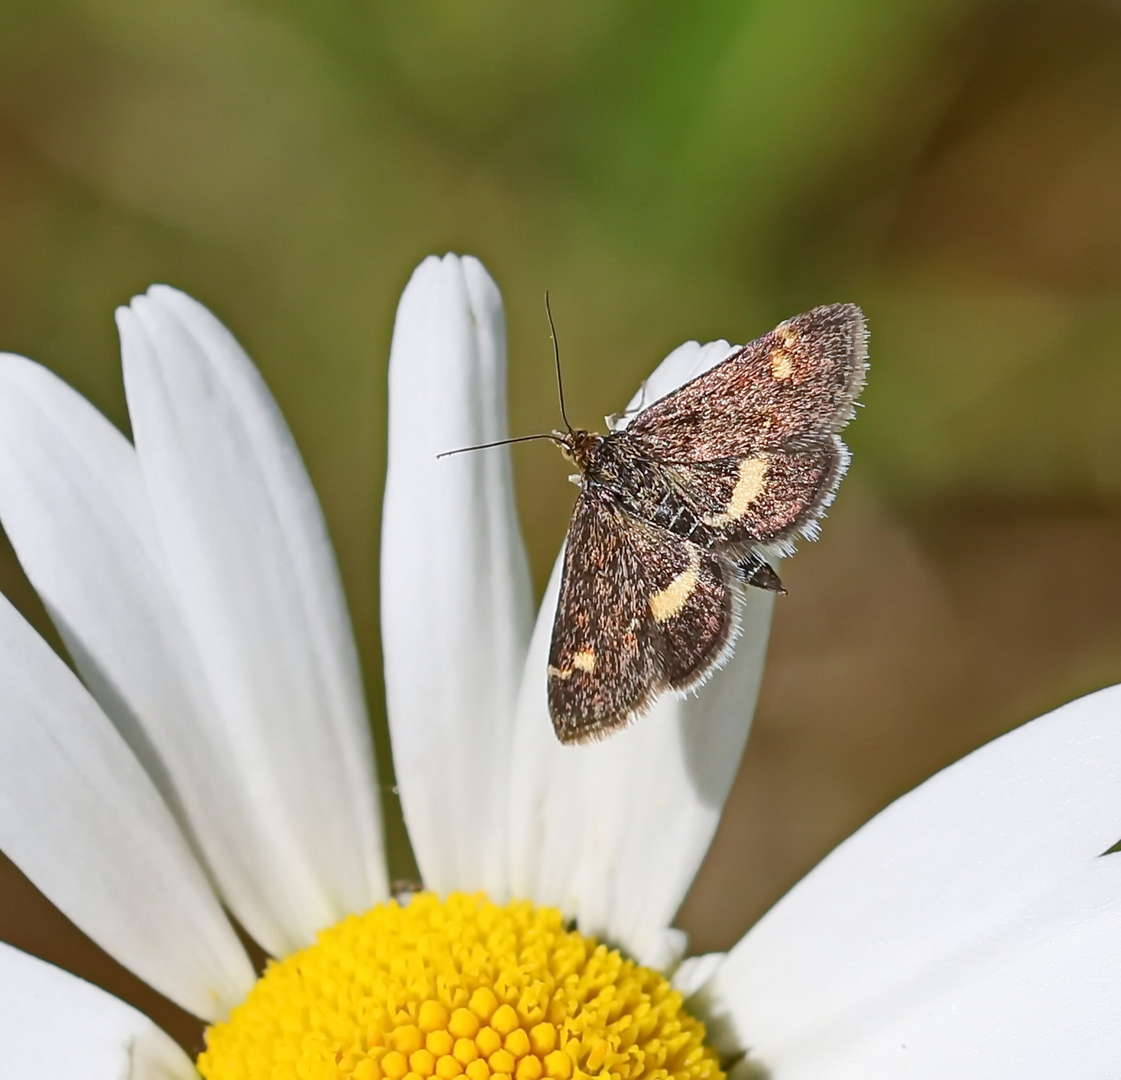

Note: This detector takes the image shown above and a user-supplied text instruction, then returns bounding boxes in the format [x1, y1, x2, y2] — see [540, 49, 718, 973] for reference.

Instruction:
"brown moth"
[547, 304, 868, 745]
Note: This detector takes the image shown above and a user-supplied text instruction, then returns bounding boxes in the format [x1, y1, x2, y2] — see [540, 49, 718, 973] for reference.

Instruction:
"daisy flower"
[0, 255, 1116, 1080]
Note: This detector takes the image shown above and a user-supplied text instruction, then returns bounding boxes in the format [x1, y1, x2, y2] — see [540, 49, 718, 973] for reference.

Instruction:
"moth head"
[555, 428, 601, 471]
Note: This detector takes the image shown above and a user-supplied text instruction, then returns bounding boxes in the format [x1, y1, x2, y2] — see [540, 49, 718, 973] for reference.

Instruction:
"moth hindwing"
[548, 303, 868, 744]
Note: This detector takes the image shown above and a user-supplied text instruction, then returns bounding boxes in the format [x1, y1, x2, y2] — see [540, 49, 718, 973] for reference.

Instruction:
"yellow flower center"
[198, 893, 722, 1080]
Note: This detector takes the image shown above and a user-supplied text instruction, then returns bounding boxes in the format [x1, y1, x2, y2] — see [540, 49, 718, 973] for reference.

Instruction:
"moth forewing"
[547, 494, 665, 744]
[547, 500, 743, 745]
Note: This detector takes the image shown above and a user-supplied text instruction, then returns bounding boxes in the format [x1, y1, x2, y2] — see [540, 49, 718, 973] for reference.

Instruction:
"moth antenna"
[545, 291, 574, 435]
[436, 432, 564, 460]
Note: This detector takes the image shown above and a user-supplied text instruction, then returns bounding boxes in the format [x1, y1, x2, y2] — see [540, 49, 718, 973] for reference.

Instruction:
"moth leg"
[606, 378, 652, 430]
[737, 552, 785, 594]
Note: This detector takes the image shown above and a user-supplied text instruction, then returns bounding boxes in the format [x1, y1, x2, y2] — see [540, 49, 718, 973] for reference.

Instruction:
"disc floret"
[199, 893, 723, 1080]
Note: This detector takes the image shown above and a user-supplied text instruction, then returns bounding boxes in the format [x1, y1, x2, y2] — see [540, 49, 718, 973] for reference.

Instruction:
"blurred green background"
[3, 0, 1121, 1052]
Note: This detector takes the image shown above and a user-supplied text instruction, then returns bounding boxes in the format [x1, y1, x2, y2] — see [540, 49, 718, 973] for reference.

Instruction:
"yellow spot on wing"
[703, 455, 770, 527]
[649, 551, 701, 623]
[550, 649, 595, 679]
[572, 648, 596, 673]
[769, 348, 795, 380]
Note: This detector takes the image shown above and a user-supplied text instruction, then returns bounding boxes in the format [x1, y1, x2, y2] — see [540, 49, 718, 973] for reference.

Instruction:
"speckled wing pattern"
[623, 303, 867, 549]
[548, 493, 734, 745]
[548, 303, 867, 743]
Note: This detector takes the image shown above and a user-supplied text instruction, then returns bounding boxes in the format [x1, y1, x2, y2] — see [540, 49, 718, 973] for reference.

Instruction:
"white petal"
[0, 592, 253, 1020]
[382, 255, 535, 898]
[0, 943, 196, 1080]
[801, 862, 1121, 1078]
[508, 543, 772, 961]
[613, 341, 738, 429]
[639, 927, 688, 971]
[697, 684, 1121, 1078]
[672, 951, 725, 998]
[118, 286, 386, 952]
[0, 354, 339, 957]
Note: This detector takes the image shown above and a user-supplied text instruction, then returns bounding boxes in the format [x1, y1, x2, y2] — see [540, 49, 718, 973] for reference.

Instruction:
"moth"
[546, 304, 868, 744]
